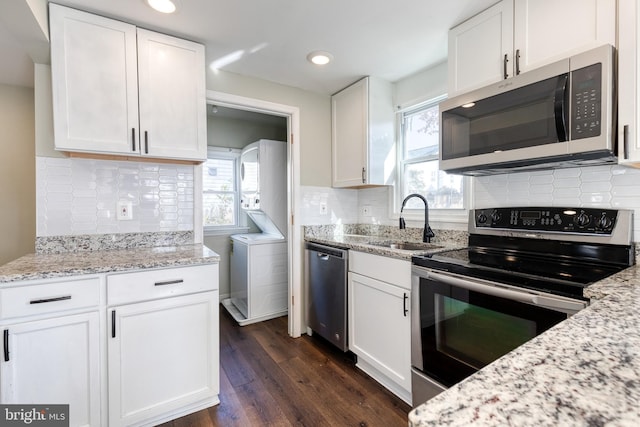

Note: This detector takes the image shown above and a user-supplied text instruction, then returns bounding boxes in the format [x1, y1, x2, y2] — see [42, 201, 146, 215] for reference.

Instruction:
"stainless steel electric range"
[410, 207, 635, 407]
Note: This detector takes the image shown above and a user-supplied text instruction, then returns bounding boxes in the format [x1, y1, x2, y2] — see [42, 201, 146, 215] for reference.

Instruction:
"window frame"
[202, 146, 248, 236]
[393, 95, 470, 225]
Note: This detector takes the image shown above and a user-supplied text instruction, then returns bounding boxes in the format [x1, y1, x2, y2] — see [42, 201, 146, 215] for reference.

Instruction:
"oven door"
[411, 266, 587, 389]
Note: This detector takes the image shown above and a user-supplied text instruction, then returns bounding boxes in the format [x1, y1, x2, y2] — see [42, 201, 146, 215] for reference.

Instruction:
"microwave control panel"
[571, 63, 602, 140]
[474, 207, 618, 234]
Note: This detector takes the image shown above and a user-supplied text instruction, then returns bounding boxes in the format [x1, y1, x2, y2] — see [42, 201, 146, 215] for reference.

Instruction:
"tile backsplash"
[36, 156, 195, 236]
[304, 164, 640, 242]
[474, 164, 640, 238]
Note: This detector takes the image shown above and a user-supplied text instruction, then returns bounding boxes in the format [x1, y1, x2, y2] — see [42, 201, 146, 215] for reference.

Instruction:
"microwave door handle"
[554, 74, 569, 142]
[426, 271, 585, 312]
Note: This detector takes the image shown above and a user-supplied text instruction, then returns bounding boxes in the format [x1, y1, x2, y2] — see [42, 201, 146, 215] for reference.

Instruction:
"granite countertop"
[0, 244, 220, 284]
[409, 264, 640, 426]
[305, 234, 460, 260]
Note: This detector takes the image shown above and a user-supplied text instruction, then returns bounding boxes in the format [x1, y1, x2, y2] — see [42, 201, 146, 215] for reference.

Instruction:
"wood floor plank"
[160, 308, 410, 427]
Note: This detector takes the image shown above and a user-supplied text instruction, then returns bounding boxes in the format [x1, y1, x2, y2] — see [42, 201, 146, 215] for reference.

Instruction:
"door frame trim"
[198, 90, 302, 338]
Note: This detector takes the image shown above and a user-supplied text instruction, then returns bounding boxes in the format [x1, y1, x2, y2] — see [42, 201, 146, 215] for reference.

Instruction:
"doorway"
[195, 90, 303, 338]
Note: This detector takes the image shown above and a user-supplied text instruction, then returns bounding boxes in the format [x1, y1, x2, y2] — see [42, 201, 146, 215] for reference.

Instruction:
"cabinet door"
[108, 292, 218, 427]
[1, 312, 101, 427]
[448, 0, 514, 95]
[618, 0, 639, 165]
[332, 78, 368, 187]
[514, 0, 616, 73]
[137, 29, 207, 161]
[348, 272, 411, 401]
[49, 4, 139, 155]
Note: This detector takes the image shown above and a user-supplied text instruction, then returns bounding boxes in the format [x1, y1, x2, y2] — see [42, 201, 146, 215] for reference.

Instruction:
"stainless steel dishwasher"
[305, 242, 348, 351]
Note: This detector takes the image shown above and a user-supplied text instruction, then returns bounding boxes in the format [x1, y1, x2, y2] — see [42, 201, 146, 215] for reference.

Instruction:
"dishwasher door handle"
[317, 253, 331, 260]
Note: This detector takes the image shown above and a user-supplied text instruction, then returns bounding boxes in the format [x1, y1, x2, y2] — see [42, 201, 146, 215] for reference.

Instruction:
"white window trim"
[203, 146, 246, 236]
[391, 95, 471, 226]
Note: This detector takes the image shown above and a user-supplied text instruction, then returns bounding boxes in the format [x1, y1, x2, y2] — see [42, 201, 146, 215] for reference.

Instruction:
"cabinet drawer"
[107, 263, 218, 306]
[0, 277, 100, 320]
[349, 251, 411, 290]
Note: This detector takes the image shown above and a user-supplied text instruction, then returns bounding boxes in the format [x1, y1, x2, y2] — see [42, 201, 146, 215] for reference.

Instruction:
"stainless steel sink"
[367, 241, 443, 251]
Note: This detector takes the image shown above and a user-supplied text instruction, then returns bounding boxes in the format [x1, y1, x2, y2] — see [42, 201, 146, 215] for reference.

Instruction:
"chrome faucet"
[399, 193, 435, 243]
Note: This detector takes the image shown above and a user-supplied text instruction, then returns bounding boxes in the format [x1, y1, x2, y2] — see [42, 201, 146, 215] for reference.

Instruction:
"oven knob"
[574, 212, 591, 227]
[477, 213, 488, 224]
[490, 210, 502, 224]
[597, 214, 613, 230]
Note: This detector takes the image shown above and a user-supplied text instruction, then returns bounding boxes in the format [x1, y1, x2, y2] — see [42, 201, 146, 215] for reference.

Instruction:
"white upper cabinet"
[448, 1, 514, 96]
[618, 0, 640, 165]
[513, 0, 616, 72]
[448, 0, 616, 96]
[137, 29, 206, 160]
[49, 4, 206, 162]
[49, 4, 138, 155]
[331, 77, 395, 188]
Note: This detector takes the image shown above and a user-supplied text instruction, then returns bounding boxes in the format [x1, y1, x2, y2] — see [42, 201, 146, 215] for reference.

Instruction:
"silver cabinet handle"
[503, 54, 509, 79]
[131, 128, 136, 152]
[515, 49, 521, 75]
[154, 279, 184, 286]
[144, 131, 149, 154]
[361, 167, 366, 184]
[623, 125, 630, 159]
[30, 295, 72, 304]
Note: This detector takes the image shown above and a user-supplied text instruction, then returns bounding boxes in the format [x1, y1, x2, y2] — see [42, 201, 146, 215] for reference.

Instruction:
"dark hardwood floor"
[160, 307, 411, 427]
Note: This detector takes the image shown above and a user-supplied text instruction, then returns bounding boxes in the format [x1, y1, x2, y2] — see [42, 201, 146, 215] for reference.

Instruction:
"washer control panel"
[474, 207, 618, 234]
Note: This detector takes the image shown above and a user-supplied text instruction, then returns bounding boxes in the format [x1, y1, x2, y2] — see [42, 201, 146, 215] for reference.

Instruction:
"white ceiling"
[0, 0, 497, 94]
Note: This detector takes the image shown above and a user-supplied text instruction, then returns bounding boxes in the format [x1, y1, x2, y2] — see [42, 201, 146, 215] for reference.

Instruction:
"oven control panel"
[474, 207, 619, 234]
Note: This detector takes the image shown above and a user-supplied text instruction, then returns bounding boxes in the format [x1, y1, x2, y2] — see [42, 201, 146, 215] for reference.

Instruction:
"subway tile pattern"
[36, 156, 195, 236]
[474, 165, 640, 239]
[299, 185, 359, 225]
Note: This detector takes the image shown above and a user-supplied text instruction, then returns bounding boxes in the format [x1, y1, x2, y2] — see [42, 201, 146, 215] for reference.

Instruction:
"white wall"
[206, 68, 331, 187]
[0, 83, 35, 264]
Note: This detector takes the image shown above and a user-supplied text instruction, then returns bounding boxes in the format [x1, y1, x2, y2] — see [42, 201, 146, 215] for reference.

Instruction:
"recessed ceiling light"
[307, 51, 333, 65]
[147, 0, 178, 14]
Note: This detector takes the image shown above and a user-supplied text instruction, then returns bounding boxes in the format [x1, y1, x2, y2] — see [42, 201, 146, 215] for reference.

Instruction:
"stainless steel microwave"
[439, 44, 616, 175]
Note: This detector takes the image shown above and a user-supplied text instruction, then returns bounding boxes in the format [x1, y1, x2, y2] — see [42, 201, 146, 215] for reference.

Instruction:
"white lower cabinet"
[107, 264, 219, 427]
[108, 292, 218, 427]
[0, 276, 102, 427]
[348, 252, 411, 404]
[0, 263, 219, 427]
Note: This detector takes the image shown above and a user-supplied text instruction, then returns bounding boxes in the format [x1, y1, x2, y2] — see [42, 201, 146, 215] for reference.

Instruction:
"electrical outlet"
[319, 203, 328, 215]
[362, 205, 372, 217]
[117, 201, 133, 220]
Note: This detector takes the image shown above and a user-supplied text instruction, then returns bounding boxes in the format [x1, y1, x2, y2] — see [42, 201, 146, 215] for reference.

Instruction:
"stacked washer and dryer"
[222, 139, 289, 326]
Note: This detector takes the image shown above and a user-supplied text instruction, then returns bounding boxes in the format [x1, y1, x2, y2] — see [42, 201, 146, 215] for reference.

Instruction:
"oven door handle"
[426, 271, 587, 313]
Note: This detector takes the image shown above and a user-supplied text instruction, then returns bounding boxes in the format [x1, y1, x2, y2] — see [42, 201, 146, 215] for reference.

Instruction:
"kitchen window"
[203, 147, 241, 231]
[397, 97, 467, 220]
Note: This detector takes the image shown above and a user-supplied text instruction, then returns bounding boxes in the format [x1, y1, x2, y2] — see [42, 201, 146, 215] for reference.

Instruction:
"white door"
[348, 272, 411, 395]
[513, 0, 616, 73]
[0, 312, 101, 427]
[137, 29, 206, 161]
[108, 292, 218, 427]
[448, 0, 514, 95]
[49, 4, 139, 155]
